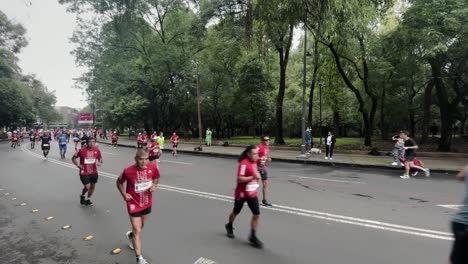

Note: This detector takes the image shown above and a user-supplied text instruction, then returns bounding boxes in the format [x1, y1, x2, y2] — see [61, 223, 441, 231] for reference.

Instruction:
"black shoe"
[262, 200, 273, 207]
[225, 223, 234, 238]
[249, 234, 264, 249]
[80, 195, 86, 205]
[85, 199, 93, 206]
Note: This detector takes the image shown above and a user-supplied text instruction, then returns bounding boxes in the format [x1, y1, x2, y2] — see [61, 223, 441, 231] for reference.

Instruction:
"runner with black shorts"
[72, 130, 80, 151]
[450, 165, 468, 264]
[39, 131, 52, 159]
[117, 149, 160, 264]
[148, 137, 161, 169]
[10, 131, 18, 149]
[72, 137, 103, 206]
[29, 130, 36, 149]
[399, 131, 430, 179]
[257, 136, 272, 206]
[225, 145, 263, 248]
[170, 132, 179, 157]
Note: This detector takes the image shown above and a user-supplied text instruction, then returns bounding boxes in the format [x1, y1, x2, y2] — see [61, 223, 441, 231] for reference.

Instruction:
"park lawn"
[222, 136, 363, 146]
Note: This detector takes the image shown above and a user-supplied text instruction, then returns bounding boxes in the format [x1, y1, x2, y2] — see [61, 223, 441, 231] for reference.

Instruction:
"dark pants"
[326, 144, 334, 158]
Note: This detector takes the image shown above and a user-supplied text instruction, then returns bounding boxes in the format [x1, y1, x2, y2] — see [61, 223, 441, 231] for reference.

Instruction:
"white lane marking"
[288, 174, 366, 185]
[438, 204, 463, 210]
[21, 145, 453, 241]
[194, 257, 217, 264]
[160, 160, 193, 165]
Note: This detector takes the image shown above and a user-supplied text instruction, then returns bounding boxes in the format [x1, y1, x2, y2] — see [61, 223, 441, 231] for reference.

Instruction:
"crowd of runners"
[3, 127, 467, 264]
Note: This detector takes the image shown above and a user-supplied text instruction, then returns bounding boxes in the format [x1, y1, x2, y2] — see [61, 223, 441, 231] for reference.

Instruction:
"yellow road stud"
[83, 235, 93, 241]
[111, 248, 121, 254]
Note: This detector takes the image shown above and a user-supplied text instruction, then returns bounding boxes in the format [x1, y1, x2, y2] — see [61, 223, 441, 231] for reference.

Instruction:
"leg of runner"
[410, 164, 430, 177]
[129, 214, 150, 263]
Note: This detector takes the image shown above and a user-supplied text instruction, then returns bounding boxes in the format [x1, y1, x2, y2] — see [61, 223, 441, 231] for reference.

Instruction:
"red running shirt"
[257, 144, 270, 169]
[234, 158, 259, 200]
[73, 147, 102, 176]
[148, 142, 160, 157]
[170, 135, 180, 144]
[111, 133, 118, 141]
[118, 163, 160, 214]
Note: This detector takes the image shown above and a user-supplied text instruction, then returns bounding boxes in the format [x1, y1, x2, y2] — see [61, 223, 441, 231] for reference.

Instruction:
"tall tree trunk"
[333, 111, 341, 136]
[430, 60, 452, 151]
[307, 32, 320, 127]
[420, 80, 434, 144]
[380, 84, 386, 140]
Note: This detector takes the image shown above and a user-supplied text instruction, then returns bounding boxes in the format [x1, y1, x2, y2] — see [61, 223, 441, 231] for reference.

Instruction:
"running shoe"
[85, 199, 93, 206]
[424, 169, 430, 177]
[126, 231, 134, 249]
[225, 223, 234, 238]
[136, 256, 149, 264]
[324, 157, 329, 160]
[400, 175, 410, 179]
[80, 195, 86, 206]
[249, 234, 264, 249]
[411, 171, 419, 177]
[262, 200, 272, 207]
[392, 162, 398, 166]
[329, 158, 333, 161]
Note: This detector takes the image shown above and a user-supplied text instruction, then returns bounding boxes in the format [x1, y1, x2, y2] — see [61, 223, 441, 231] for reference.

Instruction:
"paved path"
[0, 141, 462, 263]
[101, 137, 466, 173]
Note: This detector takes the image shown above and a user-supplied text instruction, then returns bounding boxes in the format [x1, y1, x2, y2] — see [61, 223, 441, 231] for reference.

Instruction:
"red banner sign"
[77, 113, 94, 124]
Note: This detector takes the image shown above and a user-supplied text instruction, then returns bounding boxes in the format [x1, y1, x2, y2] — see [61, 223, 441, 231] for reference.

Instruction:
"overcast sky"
[0, 0, 87, 109]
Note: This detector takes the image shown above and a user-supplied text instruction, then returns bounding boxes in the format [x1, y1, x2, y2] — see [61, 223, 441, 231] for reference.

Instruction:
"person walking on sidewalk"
[399, 131, 430, 179]
[205, 128, 212, 146]
[449, 165, 468, 264]
[324, 131, 336, 160]
[305, 127, 312, 153]
[117, 149, 160, 264]
[225, 145, 263, 248]
[391, 134, 405, 166]
[257, 136, 272, 207]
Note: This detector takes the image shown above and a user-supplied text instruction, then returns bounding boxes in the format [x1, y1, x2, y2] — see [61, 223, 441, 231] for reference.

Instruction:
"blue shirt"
[57, 134, 68, 145]
[453, 172, 468, 225]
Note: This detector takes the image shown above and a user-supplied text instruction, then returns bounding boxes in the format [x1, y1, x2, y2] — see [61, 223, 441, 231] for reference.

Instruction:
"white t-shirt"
[326, 136, 333, 146]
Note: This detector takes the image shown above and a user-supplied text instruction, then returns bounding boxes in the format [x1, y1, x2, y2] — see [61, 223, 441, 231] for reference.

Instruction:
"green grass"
[211, 136, 363, 146]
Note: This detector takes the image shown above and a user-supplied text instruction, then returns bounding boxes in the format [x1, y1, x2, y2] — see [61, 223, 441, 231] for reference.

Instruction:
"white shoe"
[392, 162, 398, 166]
[126, 231, 134, 249]
[400, 163, 404, 166]
[411, 171, 419, 177]
[400, 175, 410, 179]
[137, 256, 149, 264]
[424, 169, 430, 177]
[324, 157, 329, 160]
[329, 158, 333, 160]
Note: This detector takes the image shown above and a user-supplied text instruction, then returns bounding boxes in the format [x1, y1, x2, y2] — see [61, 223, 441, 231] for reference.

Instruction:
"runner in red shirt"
[11, 131, 18, 149]
[150, 131, 157, 140]
[117, 149, 160, 264]
[225, 145, 263, 248]
[111, 131, 119, 148]
[141, 132, 148, 148]
[148, 137, 161, 169]
[72, 137, 103, 206]
[170, 132, 180, 157]
[257, 135, 272, 206]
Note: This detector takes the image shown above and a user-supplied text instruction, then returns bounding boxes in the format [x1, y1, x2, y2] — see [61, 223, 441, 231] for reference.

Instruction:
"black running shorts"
[149, 156, 159, 161]
[450, 221, 468, 264]
[405, 155, 415, 162]
[80, 174, 98, 185]
[233, 197, 260, 216]
[130, 207, 152, 217]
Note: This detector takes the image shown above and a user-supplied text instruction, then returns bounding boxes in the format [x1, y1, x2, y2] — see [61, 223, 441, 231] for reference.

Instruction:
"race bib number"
[42, 144, 49, 147]
[84, 158, 96, 164]
[246, 181, 260, 192]
[30, 136, 34, 139]
[135, 181, 152, 193]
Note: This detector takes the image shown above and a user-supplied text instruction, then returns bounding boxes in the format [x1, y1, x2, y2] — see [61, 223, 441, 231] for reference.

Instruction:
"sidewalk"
[97, 138, 466, 174]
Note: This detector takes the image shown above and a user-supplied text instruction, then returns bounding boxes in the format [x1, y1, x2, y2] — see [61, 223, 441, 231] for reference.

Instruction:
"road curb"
[97, 141, 459, 174]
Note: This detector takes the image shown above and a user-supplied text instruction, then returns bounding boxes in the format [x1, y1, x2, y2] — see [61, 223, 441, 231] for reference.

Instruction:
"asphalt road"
[0, 141, 463, 264]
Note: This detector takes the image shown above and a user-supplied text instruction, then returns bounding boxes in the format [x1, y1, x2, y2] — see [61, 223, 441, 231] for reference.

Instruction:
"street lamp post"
[195, 63, 203, 150]
[301, 17, 307, 155]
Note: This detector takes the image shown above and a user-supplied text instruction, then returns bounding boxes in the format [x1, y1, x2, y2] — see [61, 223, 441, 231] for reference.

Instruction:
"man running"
[111, 131, 119, 148]
[40, 131, 52, 159]
[170, 132, 180, 157]
[19, 130, 24, 144]
[450, 165, 468, 264]
[10, 131, 18, 148]
[257, 136, 272, 206]
[399, 131, 430, 179]
[157, 132, 165, 151]
[29, 129, 36, 149]
[72, 137, 103, 206]
[225, 145, 263, 248]
[57, 130, 68, 159]
[72, 130, 80, 151]
[117, 149, 160, 264]
[148, 137, 161, 168]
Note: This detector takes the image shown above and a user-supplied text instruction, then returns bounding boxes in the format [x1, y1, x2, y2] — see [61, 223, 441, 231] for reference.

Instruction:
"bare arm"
[457, 166, 468, 181]
[237, 171, 260, 183]
[116, 179, 132, 201]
